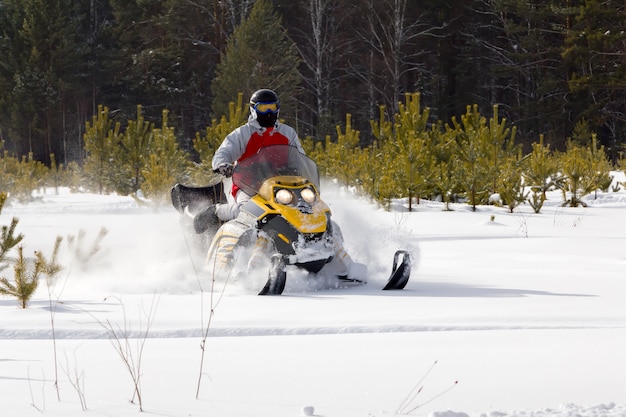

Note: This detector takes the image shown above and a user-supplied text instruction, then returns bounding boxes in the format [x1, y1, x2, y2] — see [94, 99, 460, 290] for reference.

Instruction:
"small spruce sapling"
[0, 238, 63, 309]
[0, 193, 24, 267]
[1, 194, 64, 309]
[0, 246, 40, 308]
[0, 193, 30, 308]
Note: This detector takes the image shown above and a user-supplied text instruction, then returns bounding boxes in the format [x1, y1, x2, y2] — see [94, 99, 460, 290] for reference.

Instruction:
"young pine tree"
[0, 237, 62, 309]
[0, 193, 24, 268]
[449, 105, 491, 211]
[497, 154, 529, 213]
[141, 110, 189, 203]
[523, 135, 562, 213]
[115, 105, 153, 195]
[372, 93, 434, 211]
[559, 135, 613, 207]
[431, 124, 462, 210]
[83, 105, 122, 194]
[1, 193, 63, 308]
[0, 246, 41, 308]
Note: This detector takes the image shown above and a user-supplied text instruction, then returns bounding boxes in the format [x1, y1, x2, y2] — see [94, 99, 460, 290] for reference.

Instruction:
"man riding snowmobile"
[194, 89, 303, 227]
[171, 90, 410, 295]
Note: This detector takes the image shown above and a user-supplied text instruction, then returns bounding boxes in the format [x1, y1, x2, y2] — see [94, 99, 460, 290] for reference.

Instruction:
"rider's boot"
[193, 205, 218, 234]
[247, 235, 270, 272]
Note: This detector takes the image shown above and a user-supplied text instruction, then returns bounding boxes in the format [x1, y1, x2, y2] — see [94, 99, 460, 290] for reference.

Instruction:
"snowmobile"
[171, 144, 411, 295]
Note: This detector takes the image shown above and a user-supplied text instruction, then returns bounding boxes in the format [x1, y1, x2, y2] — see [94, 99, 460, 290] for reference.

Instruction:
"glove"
[216, 163, 234, 178]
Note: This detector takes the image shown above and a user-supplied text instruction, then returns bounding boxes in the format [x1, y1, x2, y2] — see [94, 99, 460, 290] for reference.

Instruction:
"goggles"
[253, 101, 280, 114]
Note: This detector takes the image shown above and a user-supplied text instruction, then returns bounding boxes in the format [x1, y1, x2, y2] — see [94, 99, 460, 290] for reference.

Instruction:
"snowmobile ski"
[382, 250, 411, 290]
[258, 254, 287, 295]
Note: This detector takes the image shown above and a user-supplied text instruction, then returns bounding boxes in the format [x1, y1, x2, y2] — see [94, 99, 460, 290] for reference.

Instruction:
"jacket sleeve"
[285, 125, 305, 154]
[212, 126, 247, 170]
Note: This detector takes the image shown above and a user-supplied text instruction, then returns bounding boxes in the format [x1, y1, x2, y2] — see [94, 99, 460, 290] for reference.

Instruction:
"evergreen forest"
[0, 0, 625, 211]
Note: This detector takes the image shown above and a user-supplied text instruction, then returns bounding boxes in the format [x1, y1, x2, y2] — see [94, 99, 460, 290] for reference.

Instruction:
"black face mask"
[256, 111, 277, 128]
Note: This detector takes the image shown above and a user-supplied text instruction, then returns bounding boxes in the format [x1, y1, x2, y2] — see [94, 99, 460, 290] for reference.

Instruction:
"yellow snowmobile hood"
[249, 176, 330, 233]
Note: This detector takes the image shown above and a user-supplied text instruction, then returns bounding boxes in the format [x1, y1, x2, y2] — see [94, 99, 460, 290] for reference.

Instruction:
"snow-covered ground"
[1, 172, 625, 417]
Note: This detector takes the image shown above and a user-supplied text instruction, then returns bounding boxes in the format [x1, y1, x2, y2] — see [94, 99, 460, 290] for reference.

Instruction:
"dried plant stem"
[62, 350, 88, 411]
[100, 295, 158, 412]
[394, 360, 458, 416]
[195, 253, 232, 399]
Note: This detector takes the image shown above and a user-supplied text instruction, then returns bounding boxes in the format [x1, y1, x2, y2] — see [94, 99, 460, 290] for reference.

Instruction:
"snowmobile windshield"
[232, 145, 320, 196]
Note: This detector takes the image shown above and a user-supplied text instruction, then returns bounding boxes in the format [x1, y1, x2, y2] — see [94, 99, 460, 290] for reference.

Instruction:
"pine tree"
[562, 0, 626, 162]
[486, 0, 568, 147]
[314, 114, 362, 188]
[431, 127, 462, 211]
[107, 0, 221, 139]
[449, 105, 518, 211]
[558, 135, 612, 207]
[210, 0, 301, 122]
[0, 193, 24, 269]
[497, 153, 529, 213]
[0, 150, 49, 202]
[0, 237, 62, 309]
[4, 0, 89, 163]
[449, 105, 492, 211]
[115, 106, 153, 195]
[523, 135, 562, 213]
[586, 134, 614, 197]
[434, 158, 460, 211]
[367, 103, 395, 207]
[83, 105, 122, 194]
[371, 93, 434, 211]
[141, 110, 189, 202]
[560, 143, 589, 207]
[0, 192, 47, 310]
[484, 105, 519, 196]
[0, 246, 40, 308]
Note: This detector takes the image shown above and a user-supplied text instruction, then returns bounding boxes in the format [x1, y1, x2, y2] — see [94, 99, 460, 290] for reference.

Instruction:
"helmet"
[250, 89, 279, 106]
[249, 89, 280, 128]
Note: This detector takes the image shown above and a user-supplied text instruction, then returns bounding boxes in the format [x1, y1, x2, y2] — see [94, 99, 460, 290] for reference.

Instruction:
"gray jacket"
[212, 118, 304, 170]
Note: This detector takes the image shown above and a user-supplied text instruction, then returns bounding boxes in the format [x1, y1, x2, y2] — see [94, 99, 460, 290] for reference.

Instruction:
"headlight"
[275, 188, 294, 205]
[301, 187, 316, 204]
